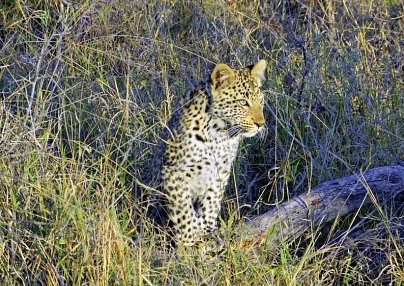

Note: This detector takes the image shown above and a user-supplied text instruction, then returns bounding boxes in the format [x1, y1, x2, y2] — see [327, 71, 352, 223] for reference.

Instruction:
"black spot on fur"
[195, 134, 205, 142]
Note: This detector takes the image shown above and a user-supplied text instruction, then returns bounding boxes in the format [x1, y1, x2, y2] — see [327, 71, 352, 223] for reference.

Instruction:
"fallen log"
[239, 164, 404, 248]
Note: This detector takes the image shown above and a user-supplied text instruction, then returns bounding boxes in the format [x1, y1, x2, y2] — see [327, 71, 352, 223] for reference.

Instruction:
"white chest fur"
[182, 119, 240, 197]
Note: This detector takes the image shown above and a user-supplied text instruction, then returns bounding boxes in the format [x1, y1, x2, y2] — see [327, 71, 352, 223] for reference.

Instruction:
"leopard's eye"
[238, 99, 249, 107]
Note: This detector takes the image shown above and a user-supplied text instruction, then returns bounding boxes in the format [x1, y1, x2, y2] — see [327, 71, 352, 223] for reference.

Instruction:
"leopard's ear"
[250, 59, 267, 87]
[211, 63, 235, 91]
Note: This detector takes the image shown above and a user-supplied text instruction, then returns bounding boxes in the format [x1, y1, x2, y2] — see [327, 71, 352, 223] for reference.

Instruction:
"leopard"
[156, 59, 267, 248]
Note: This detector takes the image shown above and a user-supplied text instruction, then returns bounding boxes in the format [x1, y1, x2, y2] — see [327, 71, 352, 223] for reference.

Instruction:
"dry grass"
[1, 0, 403, 285]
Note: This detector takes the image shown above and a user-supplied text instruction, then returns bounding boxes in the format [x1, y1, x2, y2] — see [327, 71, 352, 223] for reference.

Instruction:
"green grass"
[1, 0, 403, 285]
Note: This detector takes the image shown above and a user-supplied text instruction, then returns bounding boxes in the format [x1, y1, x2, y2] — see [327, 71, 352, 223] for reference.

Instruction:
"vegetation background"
[1, 0, 403, 285]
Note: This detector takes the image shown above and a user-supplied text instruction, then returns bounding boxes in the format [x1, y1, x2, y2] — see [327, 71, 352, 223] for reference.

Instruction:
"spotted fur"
[160, 60, 267, 246]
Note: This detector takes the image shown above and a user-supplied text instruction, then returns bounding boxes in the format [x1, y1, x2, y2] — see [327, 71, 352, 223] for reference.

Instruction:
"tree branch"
[239, 165, 404, 248]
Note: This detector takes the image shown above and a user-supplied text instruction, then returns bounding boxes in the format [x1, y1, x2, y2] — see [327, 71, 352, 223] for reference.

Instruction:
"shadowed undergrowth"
[0, 0, 403, 285]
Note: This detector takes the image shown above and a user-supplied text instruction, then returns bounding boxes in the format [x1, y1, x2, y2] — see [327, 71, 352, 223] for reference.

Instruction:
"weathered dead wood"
[239, 165, 404, 248]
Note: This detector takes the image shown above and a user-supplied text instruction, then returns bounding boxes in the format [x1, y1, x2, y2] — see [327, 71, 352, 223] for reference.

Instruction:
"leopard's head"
[210, 60, 267, 137]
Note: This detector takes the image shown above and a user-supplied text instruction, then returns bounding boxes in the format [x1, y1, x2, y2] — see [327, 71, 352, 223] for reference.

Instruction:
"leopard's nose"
[252, 107, 265, 128]
[254, 118, 265, 128]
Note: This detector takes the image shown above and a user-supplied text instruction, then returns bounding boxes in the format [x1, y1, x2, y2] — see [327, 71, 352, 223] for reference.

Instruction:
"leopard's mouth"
[226, 121, 261, 138]
[241, 121, 265, 137]
[242, 127, 261, 138]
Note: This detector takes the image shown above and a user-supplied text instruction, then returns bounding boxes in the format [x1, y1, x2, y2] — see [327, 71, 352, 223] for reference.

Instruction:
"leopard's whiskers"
[227, 126, 243, 138]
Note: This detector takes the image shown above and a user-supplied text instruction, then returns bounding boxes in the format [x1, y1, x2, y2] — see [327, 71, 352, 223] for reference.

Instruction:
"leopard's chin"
[242, 129, 259, 138]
